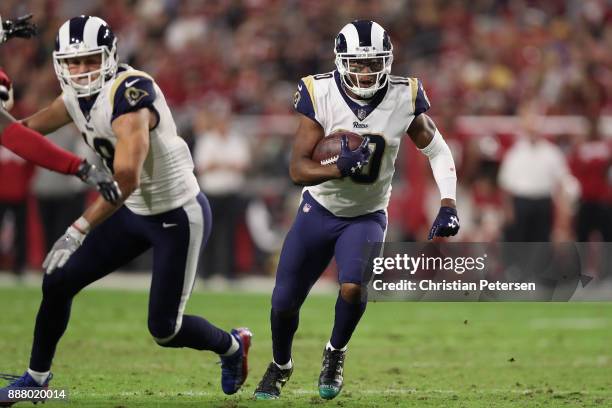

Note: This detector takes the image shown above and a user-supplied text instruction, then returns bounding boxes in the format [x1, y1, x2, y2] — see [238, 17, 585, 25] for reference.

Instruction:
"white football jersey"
[62, 64, 200, 215]
[294, 70, 430, 217]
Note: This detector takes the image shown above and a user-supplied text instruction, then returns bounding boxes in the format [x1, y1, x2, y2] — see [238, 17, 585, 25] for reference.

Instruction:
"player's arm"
[21, 94, 72, 134]
[43, 108, 151, 274]
[82, 108, 151, 228]
[1, 91, 120, 202]
[289, 114, 342, 185]
[407, 113, 460, 239]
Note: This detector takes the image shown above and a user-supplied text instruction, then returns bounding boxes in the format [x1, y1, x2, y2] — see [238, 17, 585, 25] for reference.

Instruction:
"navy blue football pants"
[29, 193, 232, 372]
[270, 191, 386, 363]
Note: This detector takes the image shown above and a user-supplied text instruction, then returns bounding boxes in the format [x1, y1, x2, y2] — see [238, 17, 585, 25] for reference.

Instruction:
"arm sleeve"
[111, 75, 159, 128]
[419, 129, 457, 200]
[0, 122, 82, 174]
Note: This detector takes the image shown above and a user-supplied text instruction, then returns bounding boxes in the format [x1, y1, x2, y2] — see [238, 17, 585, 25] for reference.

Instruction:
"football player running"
[0, 14, 120, 204]
[253, 20, 459, 400]
[0, 16, 250, 405]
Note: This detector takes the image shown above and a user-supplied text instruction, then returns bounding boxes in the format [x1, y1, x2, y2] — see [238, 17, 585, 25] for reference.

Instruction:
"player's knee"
[271, 287, 304, 312]
[340, 283, 364, 304]
[42, 272, 75, 300]
[148, 316, 178, 345]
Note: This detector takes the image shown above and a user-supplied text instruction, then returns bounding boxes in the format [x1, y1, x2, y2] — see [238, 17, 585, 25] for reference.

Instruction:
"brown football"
[312, 131, 364, 165]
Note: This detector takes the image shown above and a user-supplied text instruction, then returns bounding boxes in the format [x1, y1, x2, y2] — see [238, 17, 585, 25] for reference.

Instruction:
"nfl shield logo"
[302, 203, 311, 213]
[357, 108, 367, 121]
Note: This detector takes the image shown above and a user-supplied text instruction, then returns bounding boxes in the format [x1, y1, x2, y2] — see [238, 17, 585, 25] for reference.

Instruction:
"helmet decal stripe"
[83, 17, 101, 48]
[97, 24, 115, 49]
[335, 33, 347, 53]
[351, 20, 373, 47]
[57, 20, 70, 50]
[341, 24, 360, 51]
[370, 23, 386, 50]
[68, 15, 89, 44]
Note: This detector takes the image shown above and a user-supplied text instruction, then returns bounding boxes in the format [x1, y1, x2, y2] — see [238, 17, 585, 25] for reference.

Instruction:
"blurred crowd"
[0, 0, 610, 279]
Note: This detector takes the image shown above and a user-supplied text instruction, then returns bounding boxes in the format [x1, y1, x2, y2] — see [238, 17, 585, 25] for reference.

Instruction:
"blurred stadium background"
[0, 1, 611, 407]
[0, 0, 610, 282]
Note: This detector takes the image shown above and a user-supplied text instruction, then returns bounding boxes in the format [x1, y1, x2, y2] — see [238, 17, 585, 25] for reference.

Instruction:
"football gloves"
[428, 206, 460, 240]
[0, 14, 37, 44]
[336, 135, 371, 177]
[75, 160, 122, 204]
[43, 225, 86, 274]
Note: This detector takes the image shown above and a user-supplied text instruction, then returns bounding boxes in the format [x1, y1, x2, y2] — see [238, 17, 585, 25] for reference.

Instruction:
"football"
[312, 131, 364, 165]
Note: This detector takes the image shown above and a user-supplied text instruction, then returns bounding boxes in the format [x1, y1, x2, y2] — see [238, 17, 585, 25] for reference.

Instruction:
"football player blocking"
[253, 20, 460, 400]
[0, 16, 252, 406]
[0, 14, 120, 203]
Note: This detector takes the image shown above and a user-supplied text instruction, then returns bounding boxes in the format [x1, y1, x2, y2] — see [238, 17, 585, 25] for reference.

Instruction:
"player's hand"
[1, 14, 37, 43]
[43, 226, 86, 274]
[336, 135, 371, 177]
[428, 207, 460, 240]
[75, 160, 122, 204]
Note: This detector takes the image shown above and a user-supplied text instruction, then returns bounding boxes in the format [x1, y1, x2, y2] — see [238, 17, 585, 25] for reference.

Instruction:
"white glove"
[43, 221, 88, 274]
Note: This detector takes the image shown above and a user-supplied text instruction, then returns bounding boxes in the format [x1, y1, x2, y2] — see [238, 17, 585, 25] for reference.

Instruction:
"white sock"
[274, 359, 293, 370]
[27, 369, 50, 385]
[326, 341, 347, 352]
[221, 334, 240, 356]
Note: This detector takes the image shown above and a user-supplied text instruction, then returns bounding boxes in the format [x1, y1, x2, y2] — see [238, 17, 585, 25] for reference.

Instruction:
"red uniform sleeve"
[0, 122, 82, 174]
[0, 68, 11, 88]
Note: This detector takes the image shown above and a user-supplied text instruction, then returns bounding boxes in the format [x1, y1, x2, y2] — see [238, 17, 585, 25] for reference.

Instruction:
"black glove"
[2, 14, 38, 42]
[76, 160, 122, 204]
[336, 135, 371, 177]
[428, 206, 460, 240]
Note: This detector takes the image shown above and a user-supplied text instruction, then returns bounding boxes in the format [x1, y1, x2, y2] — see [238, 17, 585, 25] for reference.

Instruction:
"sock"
[220, 333, 239, 356]
[1, 122, 82, 174]
[326, 341, 347, 352]
[329, 295, 366, 350]
[271, 308, 299, 366]
[27, 369, 50, 386]
[160, 315, 232, 354]
[274, 359, 293, 370]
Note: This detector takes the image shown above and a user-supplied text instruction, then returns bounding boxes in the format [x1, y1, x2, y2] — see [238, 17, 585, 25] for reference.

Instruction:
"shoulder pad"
[110, 70, 157, 123]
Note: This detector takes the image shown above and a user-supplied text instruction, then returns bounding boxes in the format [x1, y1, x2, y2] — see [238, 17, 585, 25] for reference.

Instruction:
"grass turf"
[0, 287, 611, 407]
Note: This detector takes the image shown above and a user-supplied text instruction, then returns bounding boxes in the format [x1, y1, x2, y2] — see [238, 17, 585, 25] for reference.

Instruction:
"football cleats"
[219, 328, 253, 395]
[334, 20, 393, 99]
[318, 347, 346, 400]
[53, 15, 118, 98]
[253, 362, 293, 400]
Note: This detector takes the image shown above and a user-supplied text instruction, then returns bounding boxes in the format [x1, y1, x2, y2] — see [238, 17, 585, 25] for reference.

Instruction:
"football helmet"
[334, 20, 393, 99]
[53, 15, 117, 98]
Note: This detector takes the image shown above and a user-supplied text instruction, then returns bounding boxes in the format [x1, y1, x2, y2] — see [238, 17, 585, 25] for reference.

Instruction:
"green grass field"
[1, 287, 611, 407]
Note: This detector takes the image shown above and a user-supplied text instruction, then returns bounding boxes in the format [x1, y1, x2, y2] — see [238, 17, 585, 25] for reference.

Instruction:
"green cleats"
[253, 362, 293, 400]
[318, 347, 346, 400]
